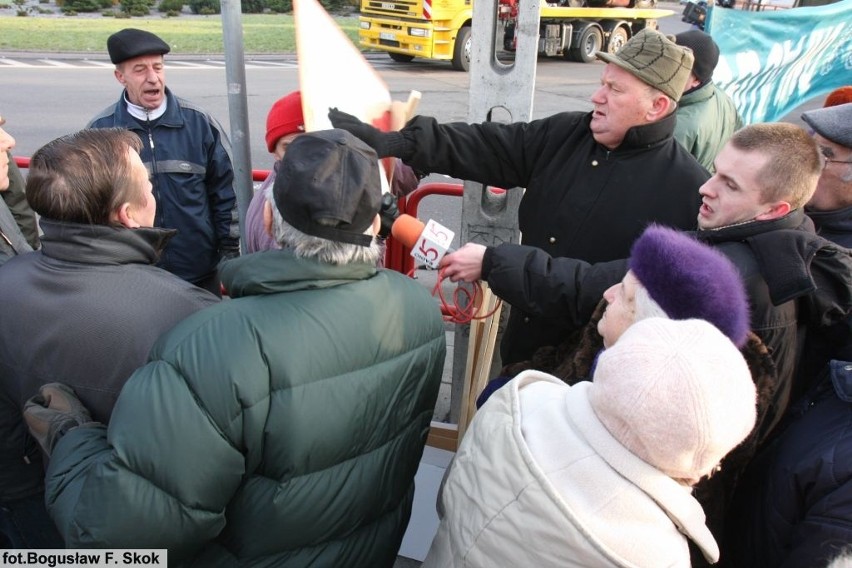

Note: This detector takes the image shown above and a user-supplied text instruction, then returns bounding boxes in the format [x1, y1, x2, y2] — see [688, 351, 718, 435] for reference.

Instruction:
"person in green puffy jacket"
[673, 30, 744, 173]
[24, 129, 447, 567]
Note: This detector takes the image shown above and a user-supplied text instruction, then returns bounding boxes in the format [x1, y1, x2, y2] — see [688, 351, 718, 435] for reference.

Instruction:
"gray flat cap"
[801, 102, 852, 148]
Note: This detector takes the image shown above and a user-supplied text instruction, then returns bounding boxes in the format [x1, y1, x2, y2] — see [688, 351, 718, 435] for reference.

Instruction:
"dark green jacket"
[45, 250, 446, 567]
[674, 81, 743, 173]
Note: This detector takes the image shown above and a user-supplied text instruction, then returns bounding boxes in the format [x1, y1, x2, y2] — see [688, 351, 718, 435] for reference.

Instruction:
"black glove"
[328, 107, 394, 157]
[24, 383, 95, 457]
[378, 193, 400, 239]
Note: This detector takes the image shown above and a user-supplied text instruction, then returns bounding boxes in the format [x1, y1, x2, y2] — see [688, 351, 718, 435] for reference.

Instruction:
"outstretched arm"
[483, 243, 628, 328]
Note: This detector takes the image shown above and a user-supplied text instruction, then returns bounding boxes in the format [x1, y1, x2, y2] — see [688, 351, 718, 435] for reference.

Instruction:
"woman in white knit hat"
[423, 317, 757, 568]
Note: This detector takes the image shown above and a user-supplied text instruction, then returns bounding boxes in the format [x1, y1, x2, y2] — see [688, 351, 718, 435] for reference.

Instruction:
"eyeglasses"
[820, 146, 852, 165]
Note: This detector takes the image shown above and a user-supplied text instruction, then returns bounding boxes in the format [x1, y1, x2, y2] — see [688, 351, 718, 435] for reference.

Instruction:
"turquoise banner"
[707, 0, 852, 124]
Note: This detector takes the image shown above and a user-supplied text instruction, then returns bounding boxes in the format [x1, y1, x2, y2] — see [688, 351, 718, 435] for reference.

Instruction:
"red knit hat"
[266, 91, 305, 153]
[825, 86, 852, 108]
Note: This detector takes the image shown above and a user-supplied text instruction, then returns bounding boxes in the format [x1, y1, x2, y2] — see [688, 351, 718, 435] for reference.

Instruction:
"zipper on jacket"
[145, 113, 162, 225]
[146, 110, 156, 156]
[145, 111, 169, 268]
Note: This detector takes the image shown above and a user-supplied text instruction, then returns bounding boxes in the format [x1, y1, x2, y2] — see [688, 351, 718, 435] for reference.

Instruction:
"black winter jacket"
[696, 209, 852, 436]
[0, 219, 218, 501]
[397, 111, 708, 364]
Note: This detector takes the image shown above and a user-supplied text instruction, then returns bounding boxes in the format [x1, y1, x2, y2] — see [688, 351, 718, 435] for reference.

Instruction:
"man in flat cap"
[330, 28, 709, 366]
[803, 103, 852, 247]
[89, 28, 239, 295]
[674, 30, 743, 172]
[24, 130, 447, 566]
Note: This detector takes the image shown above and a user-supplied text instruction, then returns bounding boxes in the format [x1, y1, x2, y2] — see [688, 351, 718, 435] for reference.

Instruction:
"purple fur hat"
[628, 225, 750, 347]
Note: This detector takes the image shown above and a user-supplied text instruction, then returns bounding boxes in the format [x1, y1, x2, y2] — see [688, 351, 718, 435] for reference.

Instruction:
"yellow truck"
[358, 0, 674, 71]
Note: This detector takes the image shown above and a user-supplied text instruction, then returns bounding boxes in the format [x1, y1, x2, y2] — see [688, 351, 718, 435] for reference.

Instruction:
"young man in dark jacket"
[330, 28, 710, 366]
[88, 28, 240, 294]
[0, 129, 218, 548]
[721, 101, 852, 568]
[24, 130, 447, 567]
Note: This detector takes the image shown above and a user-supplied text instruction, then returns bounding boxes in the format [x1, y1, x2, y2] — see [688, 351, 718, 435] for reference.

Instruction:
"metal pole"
[221, 0, 253, 253]
[449, 0, 539, 422]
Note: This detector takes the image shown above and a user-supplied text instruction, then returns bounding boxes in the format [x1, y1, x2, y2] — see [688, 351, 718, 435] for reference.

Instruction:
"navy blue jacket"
[726, 359, 852, 568]
[808, 205, 852, 249]
[89, 88, 239, 284]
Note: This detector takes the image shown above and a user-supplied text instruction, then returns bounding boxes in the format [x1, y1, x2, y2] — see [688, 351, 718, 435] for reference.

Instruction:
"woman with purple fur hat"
[597, 223, 750, 351]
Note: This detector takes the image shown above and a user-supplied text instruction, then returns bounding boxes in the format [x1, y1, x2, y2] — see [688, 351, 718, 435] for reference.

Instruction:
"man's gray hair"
[268, 190, 382, 265]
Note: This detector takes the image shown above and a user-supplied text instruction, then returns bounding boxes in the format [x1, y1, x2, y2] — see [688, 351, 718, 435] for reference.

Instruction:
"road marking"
[0, 57, 411, 70]
[39, 59, 76, 67]
[0, 58, 31, 67]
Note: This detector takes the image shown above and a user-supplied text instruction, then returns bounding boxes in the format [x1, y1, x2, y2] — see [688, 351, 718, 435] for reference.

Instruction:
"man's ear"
[263, 200, 274, 238]
[114, 68, 125, 86]
[114, 202, 139, 228]
[755, 201, 792, 222]
[647, 93, 675, 122]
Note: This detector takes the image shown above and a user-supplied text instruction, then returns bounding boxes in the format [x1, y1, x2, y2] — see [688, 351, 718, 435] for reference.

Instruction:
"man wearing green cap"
[330, 28, 708, 366]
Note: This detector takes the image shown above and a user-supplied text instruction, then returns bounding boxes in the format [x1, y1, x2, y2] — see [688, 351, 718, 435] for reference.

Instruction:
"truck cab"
[359, 0, 475, 71]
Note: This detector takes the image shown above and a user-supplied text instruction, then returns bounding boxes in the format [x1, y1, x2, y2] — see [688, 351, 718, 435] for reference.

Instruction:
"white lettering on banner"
[716, 21, 848, 124]
[0, 549, 167, 568]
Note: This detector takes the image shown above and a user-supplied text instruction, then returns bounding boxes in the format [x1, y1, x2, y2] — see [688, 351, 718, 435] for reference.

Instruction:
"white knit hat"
[588, 318, 756, 484]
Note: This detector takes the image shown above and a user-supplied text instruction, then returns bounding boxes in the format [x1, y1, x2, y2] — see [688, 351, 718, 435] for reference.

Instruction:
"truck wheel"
[389, 53, 415, 63]
[606, 26, 629, 54]
[452, 26, 472, 72]
[567, 25, 602, 63]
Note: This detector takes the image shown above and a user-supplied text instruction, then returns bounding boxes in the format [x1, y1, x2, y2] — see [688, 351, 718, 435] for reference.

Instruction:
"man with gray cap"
[89, 28, 239, 295]
[674, 30, 743, 172]
[330, 28, 709, 366]
[803, 102, 852, 247]
[22, 129, 447, 567]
